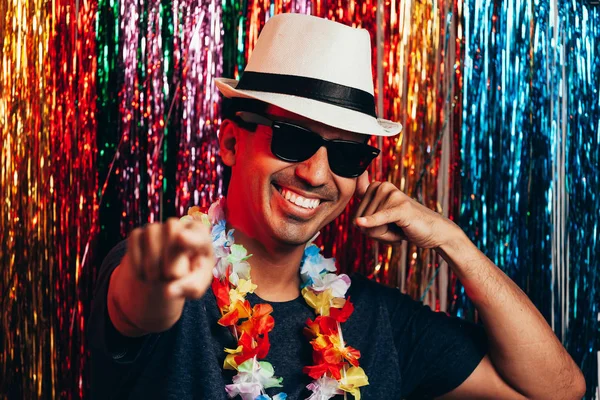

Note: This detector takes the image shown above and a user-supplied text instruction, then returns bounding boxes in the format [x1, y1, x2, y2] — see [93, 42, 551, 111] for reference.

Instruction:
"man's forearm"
[436, 229, 585, 400]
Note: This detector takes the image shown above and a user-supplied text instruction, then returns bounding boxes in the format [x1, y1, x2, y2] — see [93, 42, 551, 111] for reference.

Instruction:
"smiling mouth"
[273, 184, 322, 210]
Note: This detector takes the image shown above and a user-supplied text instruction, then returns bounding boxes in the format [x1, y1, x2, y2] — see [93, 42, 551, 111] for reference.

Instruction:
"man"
[89, 13, 585, 399]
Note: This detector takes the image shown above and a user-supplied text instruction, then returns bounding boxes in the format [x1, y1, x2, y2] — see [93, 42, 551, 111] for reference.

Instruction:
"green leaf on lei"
[227, 244, 252, 264]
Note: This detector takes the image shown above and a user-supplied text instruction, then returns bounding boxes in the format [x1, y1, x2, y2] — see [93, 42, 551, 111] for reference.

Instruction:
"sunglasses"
[234, 112, 380, 178]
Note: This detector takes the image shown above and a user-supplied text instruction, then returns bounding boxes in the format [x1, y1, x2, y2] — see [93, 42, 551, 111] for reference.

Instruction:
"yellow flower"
[302, 288, 346, 316]
[188, 206, 202, 215]
[229, 279, 257, 304]
[182, 206, 211, 227]
[237, 279, 257, 295]
[223, 345, 242, 370]
[339, 366, 369, 400]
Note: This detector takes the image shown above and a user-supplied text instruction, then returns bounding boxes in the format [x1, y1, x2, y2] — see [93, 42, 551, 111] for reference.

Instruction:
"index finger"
[355, 170, 370, 200]
[162, 220, 213, 279]
[171, 220, 213, 256]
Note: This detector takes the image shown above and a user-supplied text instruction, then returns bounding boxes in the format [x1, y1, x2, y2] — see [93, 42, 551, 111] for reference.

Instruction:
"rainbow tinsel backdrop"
[0, 0, 598, 397]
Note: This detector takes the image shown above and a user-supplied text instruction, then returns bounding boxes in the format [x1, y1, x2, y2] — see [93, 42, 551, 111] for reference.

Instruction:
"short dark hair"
[220, 98, 270, 195]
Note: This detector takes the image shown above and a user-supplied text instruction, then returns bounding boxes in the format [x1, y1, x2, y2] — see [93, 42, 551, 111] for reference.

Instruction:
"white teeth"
[279, 187, 321, 210]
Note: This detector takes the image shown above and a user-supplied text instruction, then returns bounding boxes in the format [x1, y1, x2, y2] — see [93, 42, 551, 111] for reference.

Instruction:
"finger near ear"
[356, 208, 400, 228]
[358, 182, 395, 220]
[369, 188, 406, 223]
[355, 181, 381, 219]
[364, 224, 389, 238]
[377, 230, 407, 244]
[381, 186, 405, 208]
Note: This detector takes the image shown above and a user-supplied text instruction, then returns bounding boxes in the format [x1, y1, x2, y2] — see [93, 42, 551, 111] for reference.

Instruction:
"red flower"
[341, 345, 361, 367]
[218, 300, 252, 327]
[232, 331, 272, 365]
[303, 362, 345, 380]
[256, 332, 270, 359]
[239, 304, 275, 336]
[333, 345, 361, 367]
[318, 316, 339, 335]
[330, 298, 354, 323]
[233, 332, 258, 365]
[212, 277, 231, 310]
[218, 308, 239, 326]
[303, 317, 321, 339]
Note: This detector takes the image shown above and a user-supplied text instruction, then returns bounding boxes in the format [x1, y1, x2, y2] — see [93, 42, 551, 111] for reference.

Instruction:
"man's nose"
[295, 146, 330, 187]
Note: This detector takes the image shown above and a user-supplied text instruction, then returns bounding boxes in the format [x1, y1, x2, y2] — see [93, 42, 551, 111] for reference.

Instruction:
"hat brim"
[216, 78, 402, 137]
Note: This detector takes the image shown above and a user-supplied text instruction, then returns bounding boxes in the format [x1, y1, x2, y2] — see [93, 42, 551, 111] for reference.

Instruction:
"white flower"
[229, 260, 251, 285]
[212, 258, 229, 280]
[306, 376, 343, 400]
[310, 273, 351, 298]
[208, 198, 226, 224]
[301, 257, 335, 283]
[224, 382, 262, 400]
[225, 360, 284, 399]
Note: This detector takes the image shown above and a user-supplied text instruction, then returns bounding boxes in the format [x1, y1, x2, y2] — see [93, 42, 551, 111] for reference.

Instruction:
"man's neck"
[229, 228, 304, 302]
[224, 195, 305, 302]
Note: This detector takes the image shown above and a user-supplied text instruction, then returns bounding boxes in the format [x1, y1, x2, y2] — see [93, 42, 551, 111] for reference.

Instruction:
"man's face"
[225, 105, 369, 247]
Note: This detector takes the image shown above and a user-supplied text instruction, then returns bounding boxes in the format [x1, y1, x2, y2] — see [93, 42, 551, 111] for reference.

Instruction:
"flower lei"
[181, 199, 369, 400]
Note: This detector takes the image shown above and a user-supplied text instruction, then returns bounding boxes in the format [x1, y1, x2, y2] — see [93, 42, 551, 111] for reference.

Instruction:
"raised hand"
[354, 172, 460, 249]
[108, 218, 216, 336]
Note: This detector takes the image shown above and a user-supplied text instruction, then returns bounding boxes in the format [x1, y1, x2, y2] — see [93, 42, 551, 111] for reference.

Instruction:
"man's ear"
[218, 119, 238, 167]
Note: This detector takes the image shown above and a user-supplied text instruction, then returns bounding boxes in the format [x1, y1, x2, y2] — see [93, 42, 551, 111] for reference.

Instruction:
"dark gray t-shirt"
[88, 241, 487, 399]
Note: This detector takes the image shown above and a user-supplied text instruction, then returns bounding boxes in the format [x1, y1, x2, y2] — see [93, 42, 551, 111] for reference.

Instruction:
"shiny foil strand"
[0, 0, 98, 396]
[376, 0, 462, 311]
[459, 0, 535, 316]
[174, 0, 224, 212]
[95, 0, 224, 393]
[118, 0, 167, 233]
[547, 0, 570, 342]
[560, 2, 599, 395]
[460, 0, 599, 394]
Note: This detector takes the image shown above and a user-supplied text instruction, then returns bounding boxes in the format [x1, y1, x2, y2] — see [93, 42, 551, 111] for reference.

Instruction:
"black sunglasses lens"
[271, 123, 321, 162]
[270, 120, 378, 178]
[327, 142, 378, 177]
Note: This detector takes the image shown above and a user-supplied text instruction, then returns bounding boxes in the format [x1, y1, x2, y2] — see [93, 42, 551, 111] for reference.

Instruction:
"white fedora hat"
[215, 13, 402, 137]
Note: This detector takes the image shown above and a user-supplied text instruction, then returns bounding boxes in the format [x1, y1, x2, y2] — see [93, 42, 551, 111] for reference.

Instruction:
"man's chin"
[269, 223, 319, 247]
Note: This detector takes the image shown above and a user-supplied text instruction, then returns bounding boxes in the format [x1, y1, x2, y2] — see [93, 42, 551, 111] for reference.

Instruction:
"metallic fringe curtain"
[1, 0, 98, 396]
